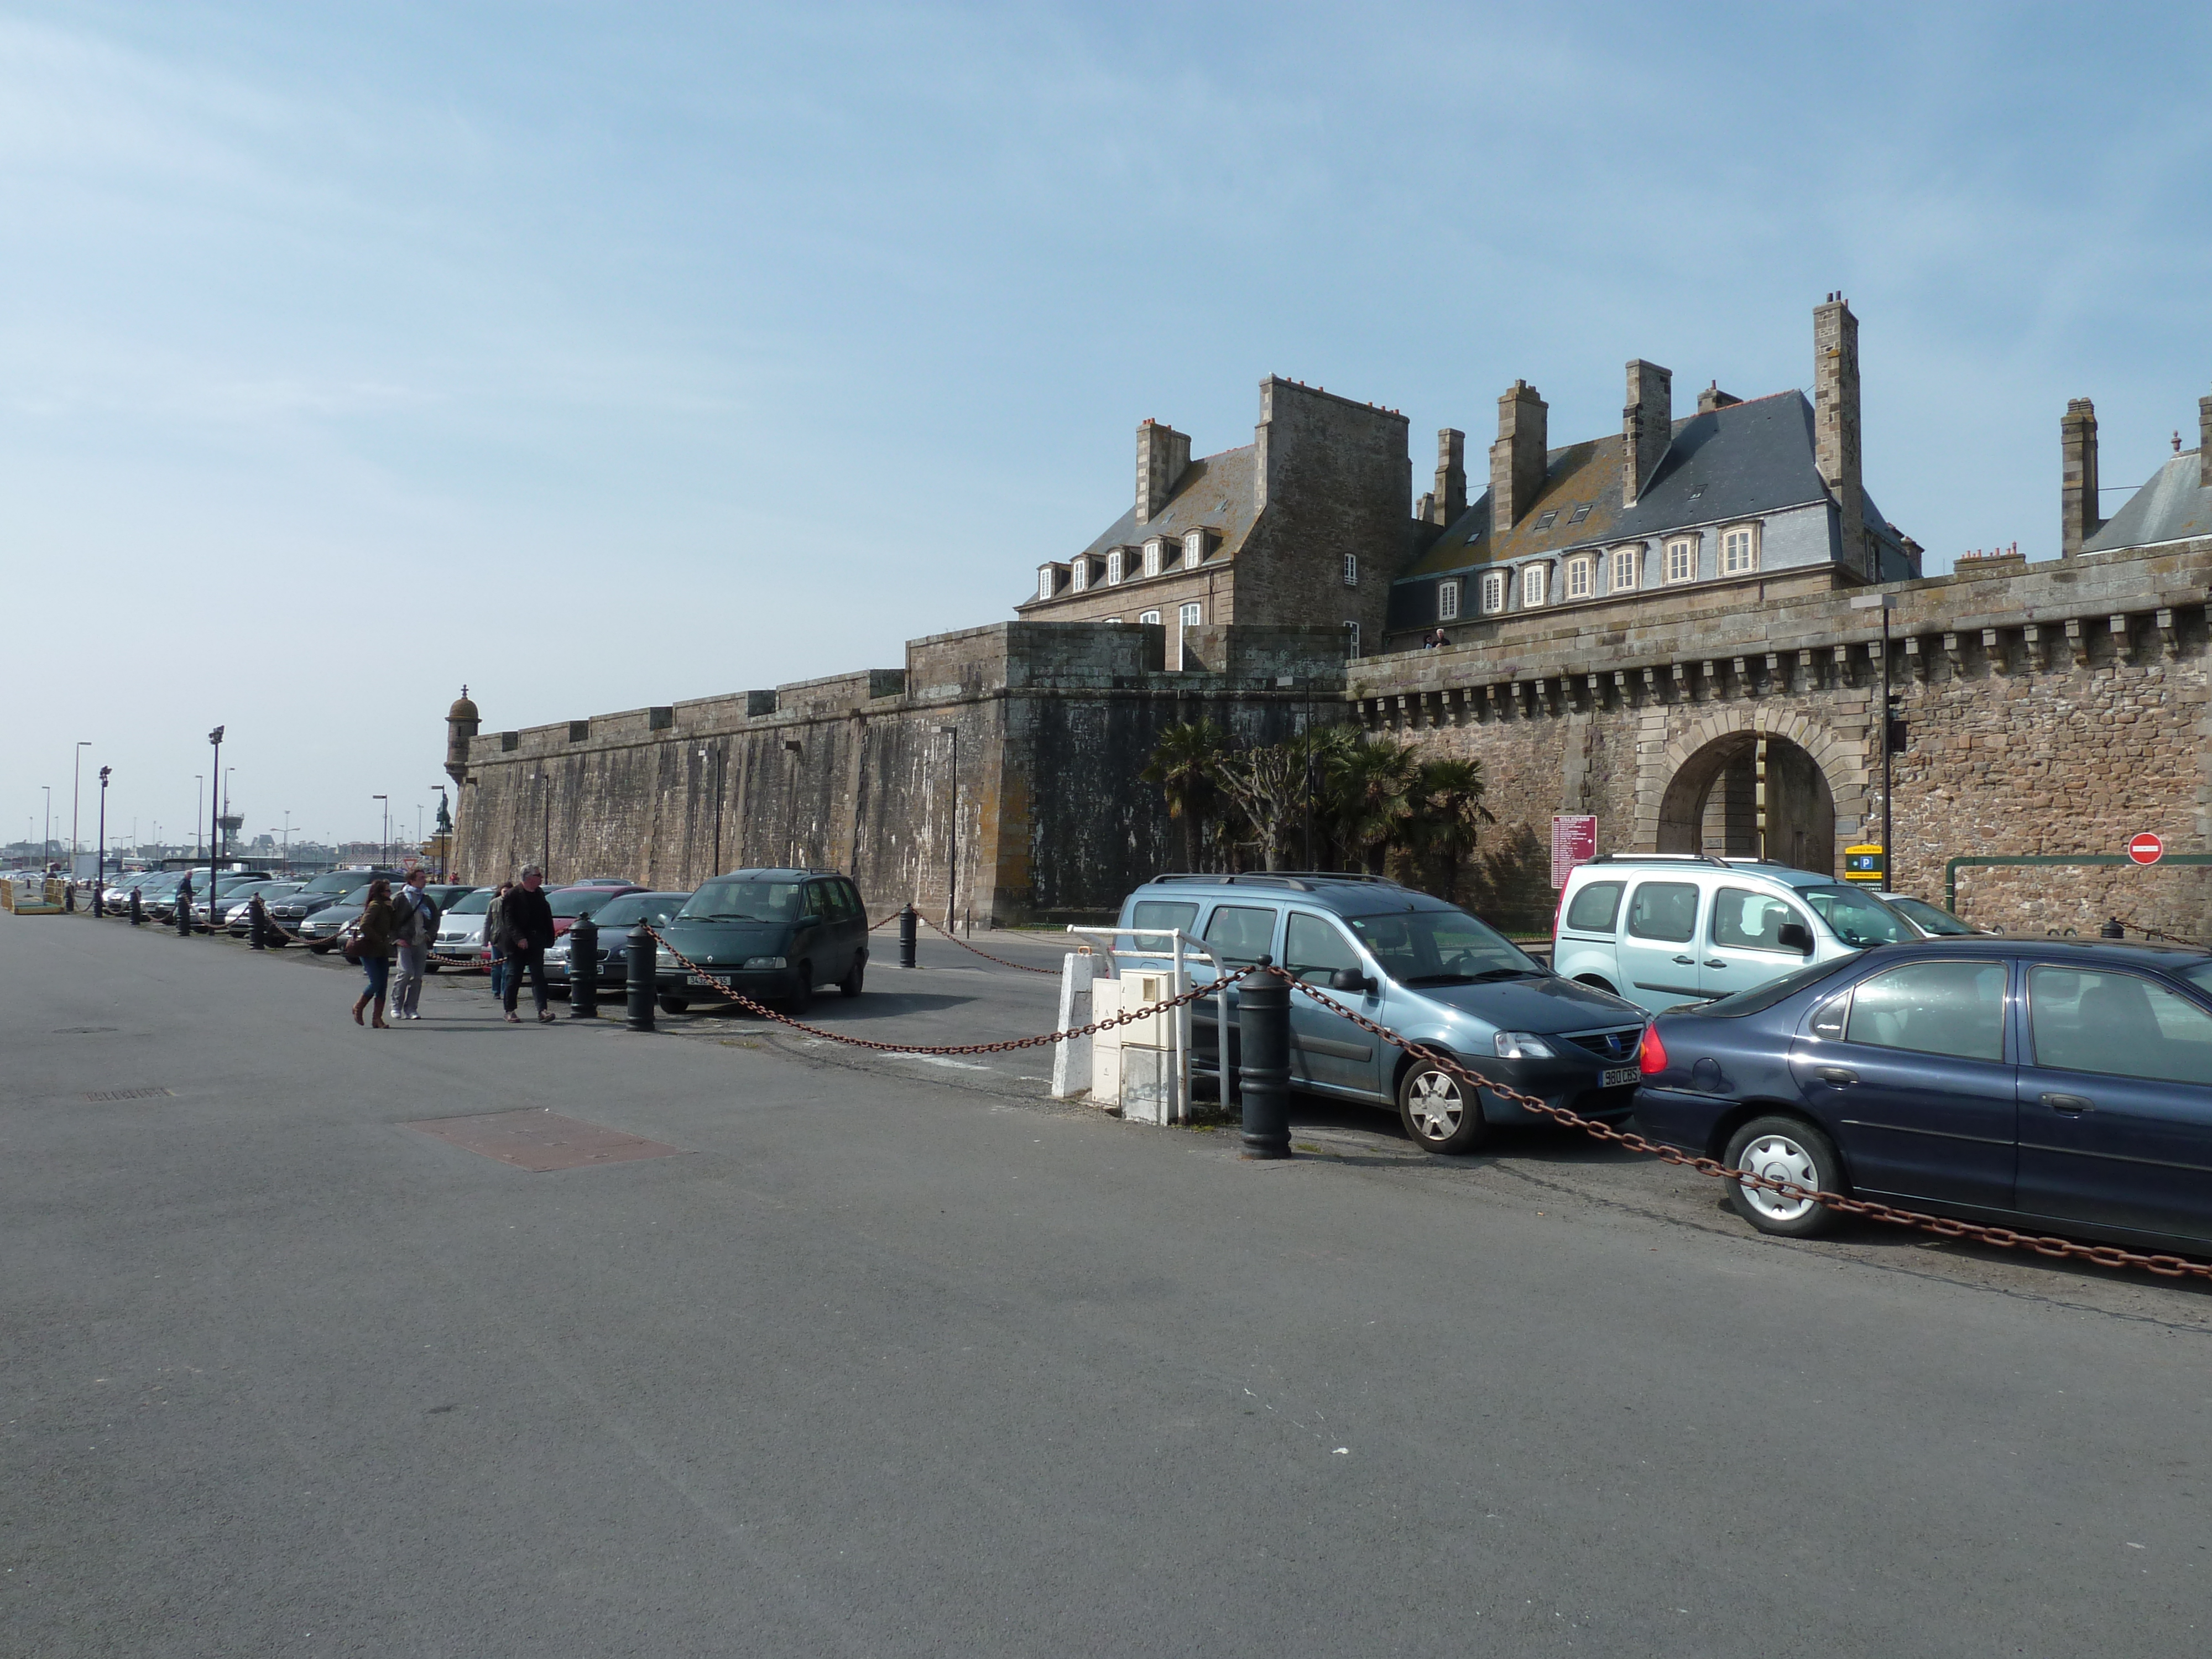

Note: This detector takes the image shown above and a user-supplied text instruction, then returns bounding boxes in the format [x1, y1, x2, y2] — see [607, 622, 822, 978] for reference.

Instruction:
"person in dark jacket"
[500, 866, 556, 1024]
[352, 879, 397, 1029]
[484, 881, 512, 1001]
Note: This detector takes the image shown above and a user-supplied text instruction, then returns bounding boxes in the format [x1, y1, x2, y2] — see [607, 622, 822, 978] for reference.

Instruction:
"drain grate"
[84, 1087, 173, 1102]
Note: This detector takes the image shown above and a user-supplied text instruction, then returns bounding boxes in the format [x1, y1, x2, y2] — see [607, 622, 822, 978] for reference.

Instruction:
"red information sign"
[1551, 814, 1598, 889]
[2128, 833, 2164, 866]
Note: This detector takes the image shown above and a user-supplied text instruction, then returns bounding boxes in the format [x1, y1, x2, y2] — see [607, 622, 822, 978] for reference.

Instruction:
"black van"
[653, 868, 869, 1014]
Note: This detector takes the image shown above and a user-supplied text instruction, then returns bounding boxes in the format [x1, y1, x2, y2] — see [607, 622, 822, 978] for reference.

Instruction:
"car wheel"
[1396, 1053, 1488, 1155]
[308, 941, 334, 956]
[788, 964, 814, 1015]
[1722, 1115, 1845, 1238]
[424, 963, 441, 974]
[839, 956, 865, 998]
[658, 995, 690, 1015]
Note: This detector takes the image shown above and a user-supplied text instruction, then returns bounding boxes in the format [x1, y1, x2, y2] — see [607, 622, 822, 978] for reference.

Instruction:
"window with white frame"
[1480, 570, 1506, 614]
[1176, 602, 1202, 669]
[1037, 566, 1055, 601]
[1107, 549, 1124, 585]
[1183, 530, 1204, 568]
[1564, 555, 1593, 601]
[1343, 620, 1360, 658]
[1437, 578, 1461, 622]
[1143, 539, 1164, 578]
[1665, 538, 1697, 583]
[1138, 609, 1161, 625]
[1610, 546, 1639, 592]
[1070, 558, 1089, 593]
[1721, 523, 1759, 575]
[1521, 562, 1548, 608]
[1179, 601, 1201, 628]
[1343, 553, 1359, 587]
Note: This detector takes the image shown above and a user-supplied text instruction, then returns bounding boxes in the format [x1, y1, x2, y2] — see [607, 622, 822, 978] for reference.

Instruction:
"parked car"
[1876, 891, 1986, 937]
[194, 875, 286, 930]
[433, 888, 497, 969]
[654, 870, 868, 1014]
[1116, 872, 1648, 1154]
[109, 870, 180, 914]
[1634, 936, 2212, 1254]
[226, 882, 307, 933]
[547, 883, 643, 940]
[546, 890, 692, 988]
[265, 867, 395, 943]
[1552, 854, 1917, 1015]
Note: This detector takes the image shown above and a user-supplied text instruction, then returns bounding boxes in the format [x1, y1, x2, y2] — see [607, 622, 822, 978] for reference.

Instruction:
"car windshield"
[445, 889, 494, 914]
[302, 872, 372, 896]
[680, 879, 806, 922]
[2176, 963, 2212, 998]
[1884, 895, 1975, 936]
[1344, 906, 1540, 986]
[589, 893, 690, 928]
[1798, 884, 1914, 948]
[549, 888, 625, 919]
[1692, 956, 1858, 1018]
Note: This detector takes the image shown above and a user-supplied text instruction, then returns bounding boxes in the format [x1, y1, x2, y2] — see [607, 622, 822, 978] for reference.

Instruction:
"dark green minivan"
[652, 868, 870, 1014]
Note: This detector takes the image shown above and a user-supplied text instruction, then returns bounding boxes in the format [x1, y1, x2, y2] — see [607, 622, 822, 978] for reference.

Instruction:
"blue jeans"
[362, 954, 390, 1001]
[489, 945, 507, 1000]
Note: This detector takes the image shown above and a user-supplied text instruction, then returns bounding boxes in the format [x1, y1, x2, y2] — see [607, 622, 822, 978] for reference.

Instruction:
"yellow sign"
[1843, 844, 1886, 884]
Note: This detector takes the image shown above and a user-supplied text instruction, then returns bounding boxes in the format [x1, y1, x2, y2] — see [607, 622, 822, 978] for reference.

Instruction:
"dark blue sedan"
[1634, 938, 2212, 1253]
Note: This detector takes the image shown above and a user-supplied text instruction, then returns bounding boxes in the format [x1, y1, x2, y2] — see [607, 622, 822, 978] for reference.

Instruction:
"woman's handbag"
[341, 932, 362, 964]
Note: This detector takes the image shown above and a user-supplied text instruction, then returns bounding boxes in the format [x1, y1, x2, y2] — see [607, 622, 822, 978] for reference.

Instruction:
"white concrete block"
[1049, 951, 1097, 1099]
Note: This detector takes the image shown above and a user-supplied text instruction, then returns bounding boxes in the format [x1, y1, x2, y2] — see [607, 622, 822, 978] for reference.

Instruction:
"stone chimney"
[1431, 429, 1467, 525]
[1697, 381, 1740, 414]
[1622, 359, 1672, 506]
[1135, 419, 1192, 525]
[2200, 388, 2211, 489]
[1490, 382, 1547, 535]
[1814, 294, 1865, 575]
[2060, 398, 2101, 557]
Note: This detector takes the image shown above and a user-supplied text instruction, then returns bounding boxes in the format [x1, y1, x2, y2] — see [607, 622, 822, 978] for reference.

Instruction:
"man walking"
[389, 868, 440, 1020]
[500, 867, 556, 1024]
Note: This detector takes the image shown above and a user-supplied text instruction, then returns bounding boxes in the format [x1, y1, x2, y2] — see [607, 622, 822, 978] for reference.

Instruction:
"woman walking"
[351, 878, 397, 1029]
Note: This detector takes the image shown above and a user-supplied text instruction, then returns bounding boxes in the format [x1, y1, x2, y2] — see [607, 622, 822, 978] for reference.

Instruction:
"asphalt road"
[6, 914, 2210, 1657]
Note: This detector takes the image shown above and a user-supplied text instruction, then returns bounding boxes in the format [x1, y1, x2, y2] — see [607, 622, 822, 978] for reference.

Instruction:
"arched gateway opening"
[1657, 732, 1835, 875]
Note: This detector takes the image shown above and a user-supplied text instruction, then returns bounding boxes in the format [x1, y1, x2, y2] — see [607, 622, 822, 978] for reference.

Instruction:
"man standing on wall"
[500, 866, 556, 1025]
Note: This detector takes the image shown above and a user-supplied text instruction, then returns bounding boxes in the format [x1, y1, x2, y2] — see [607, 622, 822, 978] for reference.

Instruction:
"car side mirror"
[1329, 968, 1375, 994]
[1776, 921, 1813, 955]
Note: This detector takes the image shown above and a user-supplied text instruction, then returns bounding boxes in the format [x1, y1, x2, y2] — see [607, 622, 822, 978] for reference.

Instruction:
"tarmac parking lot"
[8, 912, 2212, 1656]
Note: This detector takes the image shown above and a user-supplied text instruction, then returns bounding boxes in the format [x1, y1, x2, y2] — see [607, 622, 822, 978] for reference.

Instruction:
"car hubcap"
[1738, 1134, 1820, 1221]
[1407, 1071, 1463, 1140]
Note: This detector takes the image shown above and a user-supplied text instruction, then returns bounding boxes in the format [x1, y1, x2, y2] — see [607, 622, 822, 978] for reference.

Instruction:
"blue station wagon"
[1117, 873, 1647, 1154]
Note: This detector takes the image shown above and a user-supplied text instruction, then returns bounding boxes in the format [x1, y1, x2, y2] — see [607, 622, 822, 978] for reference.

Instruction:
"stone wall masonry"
[1351, 539, 2212, 939]
[453, 622, 1349, 924]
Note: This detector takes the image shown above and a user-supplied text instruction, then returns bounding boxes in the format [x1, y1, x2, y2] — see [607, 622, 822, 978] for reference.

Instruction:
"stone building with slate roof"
[1383, 297, 1921, 653]
[2062, 383, 2212, 559]
[1016, 377, 1410, 668]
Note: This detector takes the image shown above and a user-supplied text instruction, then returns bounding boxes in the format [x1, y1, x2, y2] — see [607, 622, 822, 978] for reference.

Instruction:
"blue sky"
[4, 1, 2209, 853]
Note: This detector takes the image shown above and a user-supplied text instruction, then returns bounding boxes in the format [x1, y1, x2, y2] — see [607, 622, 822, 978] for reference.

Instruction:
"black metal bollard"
[129, 889, 143, 927]
[64, 882, 76, 914]
[1238, 959, 1292, 1160]
[626, 921, 656, 1031]
[570, 914, 598, 1018]
[249, 899, 267, 950]
[2101, 917, 2125, 940]
[898, 903, 918, 969]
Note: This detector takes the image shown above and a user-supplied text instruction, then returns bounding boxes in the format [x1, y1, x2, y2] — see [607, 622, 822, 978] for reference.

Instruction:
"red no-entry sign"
[2128, 833, 2164, 865]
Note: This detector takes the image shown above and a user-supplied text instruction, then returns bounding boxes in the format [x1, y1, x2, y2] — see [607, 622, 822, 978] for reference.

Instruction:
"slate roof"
[1396, 390, 1900, 582]
[1074, 445, 1260, 562]
[2081, 450, 2212, 554]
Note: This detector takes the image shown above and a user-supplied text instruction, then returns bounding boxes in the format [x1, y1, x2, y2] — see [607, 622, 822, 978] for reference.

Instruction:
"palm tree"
[1331, 739, 1422, 874]
[1141, 721, 1230, 872]
[1411, 756, 1494, 901]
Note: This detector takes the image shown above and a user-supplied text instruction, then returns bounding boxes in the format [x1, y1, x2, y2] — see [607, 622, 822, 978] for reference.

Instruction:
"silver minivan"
[1551, 854, 1916, 1015]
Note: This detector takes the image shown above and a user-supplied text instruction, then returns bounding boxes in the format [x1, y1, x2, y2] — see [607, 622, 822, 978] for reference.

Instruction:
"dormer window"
[1480, 570, 1506, 614]
[1437, 578, 1461, 622]
[1070, 558, 1089, 593]
[1521, 562, 1548, 608]
[1564, 554, 1593, 601]
[1610, 545, 1640, 592]
[1665, 536, 1697, 583]
[1037, 566, 1055, 601]
[1143, 539, 1164, 578]
[1721, 523, 1760, 575]
[1106, 549, 1124, 585]
[1183, 530, 1205, 568]
[1568, 504, 1592, 525]
[1343, 553, 1359, 587]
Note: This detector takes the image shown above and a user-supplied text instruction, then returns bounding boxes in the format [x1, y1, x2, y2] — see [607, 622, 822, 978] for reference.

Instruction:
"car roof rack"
[1584, 852, 1734, 872]
[1144, 870, 1410, 894]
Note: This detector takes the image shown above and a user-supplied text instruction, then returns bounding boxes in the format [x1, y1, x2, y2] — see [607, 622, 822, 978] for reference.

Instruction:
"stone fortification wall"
[453, 623, 1348, 923]
[1351, 541, 2212, 940]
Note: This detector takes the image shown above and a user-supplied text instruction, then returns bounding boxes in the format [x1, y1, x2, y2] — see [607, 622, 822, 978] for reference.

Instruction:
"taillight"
[1639, 1023, 1667, 1076]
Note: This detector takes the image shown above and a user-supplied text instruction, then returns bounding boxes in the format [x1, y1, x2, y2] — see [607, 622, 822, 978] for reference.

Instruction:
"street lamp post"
[95, 766, 110, 915]
[1851, 592, 1900, 885]
[72, 740, 90, 879]
[42, 785, 51, 869]
[194, 775, 204, 860]
[281, 811, 291, 873]
[208, 727, 225, 880]
[373, 795, 389, 867]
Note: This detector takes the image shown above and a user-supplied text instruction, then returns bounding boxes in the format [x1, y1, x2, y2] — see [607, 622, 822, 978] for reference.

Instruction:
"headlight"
[743, 956, 786, 971]
[655, 948, 677, 968]
[547, 944, 569, 961]
[1493, 1031, 1557, 1060]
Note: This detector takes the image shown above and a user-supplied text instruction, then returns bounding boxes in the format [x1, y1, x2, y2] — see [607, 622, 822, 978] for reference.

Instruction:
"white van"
[1551, 854, 1916, 1015]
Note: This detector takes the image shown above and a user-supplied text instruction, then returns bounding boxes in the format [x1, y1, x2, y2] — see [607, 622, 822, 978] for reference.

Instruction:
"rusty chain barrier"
[645, 922, 1241, 1055]
[1271, 966, 2212, 1285]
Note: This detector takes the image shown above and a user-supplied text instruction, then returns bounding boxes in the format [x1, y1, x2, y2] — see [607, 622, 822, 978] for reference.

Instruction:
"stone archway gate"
[1345, 541, 2212, 938]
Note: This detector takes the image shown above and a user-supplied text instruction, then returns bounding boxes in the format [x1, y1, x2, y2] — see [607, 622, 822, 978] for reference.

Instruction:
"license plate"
[687, 973, 722, 988]
[1603, 1066, 1640, 1089]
